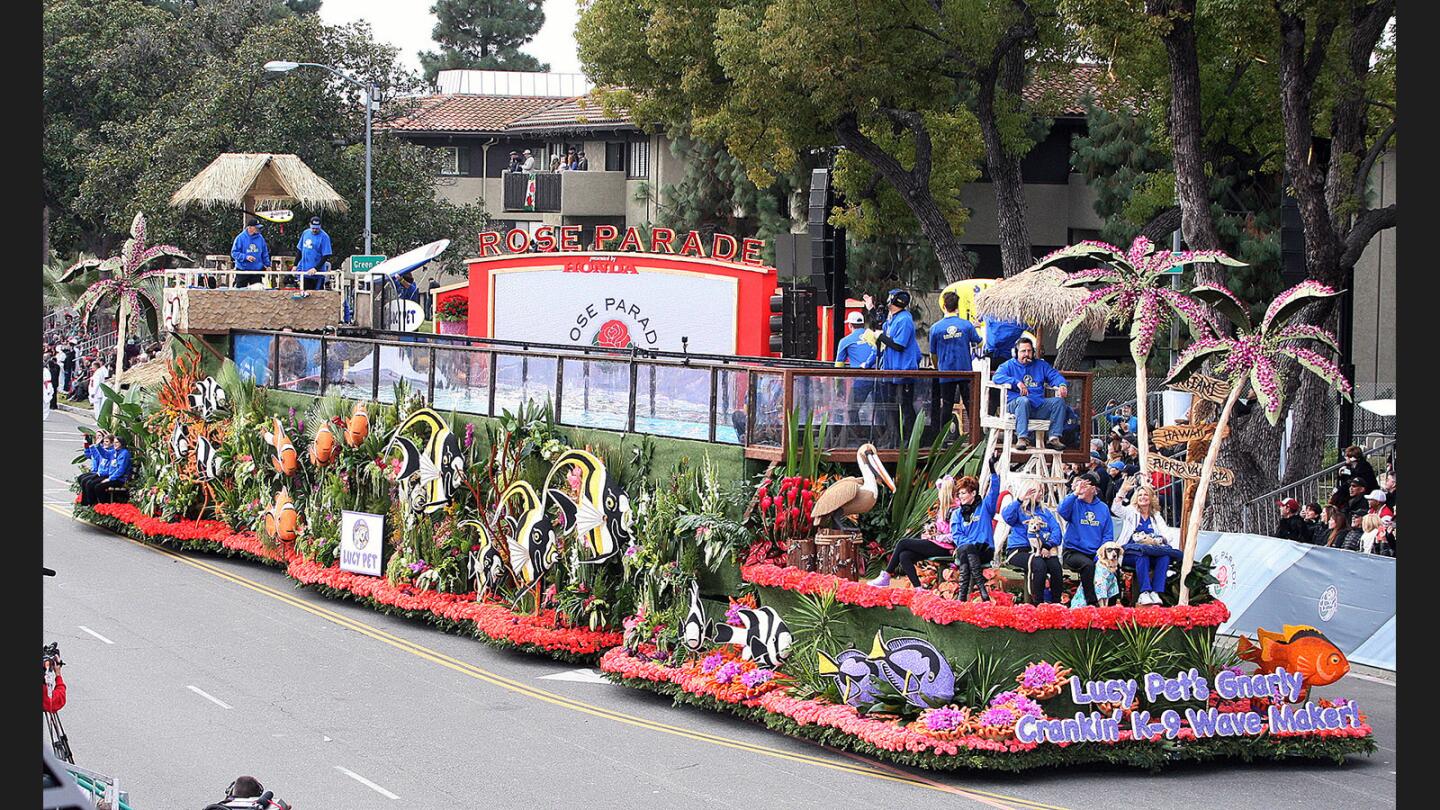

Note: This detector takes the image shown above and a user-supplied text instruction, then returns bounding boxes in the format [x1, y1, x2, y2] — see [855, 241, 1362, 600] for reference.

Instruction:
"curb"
[55, 402, 92, 418]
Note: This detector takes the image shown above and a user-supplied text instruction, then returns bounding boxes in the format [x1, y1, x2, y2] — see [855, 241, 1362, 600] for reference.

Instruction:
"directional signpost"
[1164, 373, 1236, 548]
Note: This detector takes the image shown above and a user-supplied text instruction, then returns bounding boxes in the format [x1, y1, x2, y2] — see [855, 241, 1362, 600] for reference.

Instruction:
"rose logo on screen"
[592, 319, 633, 349]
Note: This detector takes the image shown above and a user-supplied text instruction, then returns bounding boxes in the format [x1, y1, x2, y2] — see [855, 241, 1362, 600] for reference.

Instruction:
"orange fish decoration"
[344, 401, 369, 448]
[308, 423, 338, 467]
[262, 417, 300, 476]
[1237, 624, 1350, 702]
[262, 488, 301, 543]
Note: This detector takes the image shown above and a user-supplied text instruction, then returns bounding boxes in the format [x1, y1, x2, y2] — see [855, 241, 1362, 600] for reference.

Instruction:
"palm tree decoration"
[59, 212, 187, 377]
[1037, 236, 1246, 477]
[1166, 280, 1352, 603]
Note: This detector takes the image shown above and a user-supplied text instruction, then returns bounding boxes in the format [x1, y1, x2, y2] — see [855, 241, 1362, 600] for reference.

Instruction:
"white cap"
[1367, 489, 1386, 502]
[846, 311, 865, 325]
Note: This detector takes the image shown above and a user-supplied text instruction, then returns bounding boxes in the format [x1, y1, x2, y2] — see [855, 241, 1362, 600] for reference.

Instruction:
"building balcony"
[502, 170, 627, 216]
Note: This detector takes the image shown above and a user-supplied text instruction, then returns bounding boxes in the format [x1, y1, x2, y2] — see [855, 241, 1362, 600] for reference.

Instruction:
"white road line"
[335, 766, 400, 799]
[78, 626, 114, 645]
[186, 684, 233, 709]
[43, 473, 72, 485]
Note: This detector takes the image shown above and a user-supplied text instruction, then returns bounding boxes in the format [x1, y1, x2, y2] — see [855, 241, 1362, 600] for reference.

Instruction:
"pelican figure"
[810, 443, 896, 530]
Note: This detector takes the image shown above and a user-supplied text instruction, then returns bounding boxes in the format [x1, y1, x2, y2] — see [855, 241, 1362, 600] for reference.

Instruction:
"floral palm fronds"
[61, 211, 187, 332]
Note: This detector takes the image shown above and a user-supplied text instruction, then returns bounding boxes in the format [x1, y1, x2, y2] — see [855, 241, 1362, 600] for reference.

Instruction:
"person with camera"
[1000, 477, 1064, 603]
[1113, 475, 1181, 605]
[205, 776, 292, 809]
[76, 430, 112, 502]
[1273, 498, 1309, 543]
[863, 290, 921, 446]
[1331, 445, 1379, 503]
[43, 647, 65, 713]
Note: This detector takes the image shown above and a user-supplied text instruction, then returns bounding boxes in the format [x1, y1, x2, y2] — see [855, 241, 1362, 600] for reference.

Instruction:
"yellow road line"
[44, 503, 1066, 809]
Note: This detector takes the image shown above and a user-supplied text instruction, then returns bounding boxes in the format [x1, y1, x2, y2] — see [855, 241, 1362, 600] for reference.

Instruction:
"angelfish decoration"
[710, 605, 792, 668]
[194, 435, 221, 481]
[682, 581, 706, 652]
[385, 408, 465, 515]
[187, 377, 228, 420]
[500, 481, 577, 592]
[867, 632, 955, 709]
[459, 518, 508, 598]
[169, 421, 190, 461]
[544, 449, 632, 563]
[817, 649, 884, 707]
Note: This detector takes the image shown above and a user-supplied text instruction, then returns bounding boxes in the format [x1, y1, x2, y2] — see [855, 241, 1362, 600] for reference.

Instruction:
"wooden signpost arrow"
[1169, 373, 1232, 403]
[1150, 422, 1229, 448]
[1146, 451, 1234, 486]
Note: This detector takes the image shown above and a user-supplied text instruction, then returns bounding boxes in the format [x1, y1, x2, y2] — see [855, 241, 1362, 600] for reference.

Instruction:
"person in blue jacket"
[834, 310, 879, 446]
[948, 451, 1003, 602]
[294, 216, 334, 291]
[865, 289, 920, 446]
[231, 220, 270, 288]
[1057, 472, 1116, 607]
[1001, 478, 1066, 603]
[993, 337, 1069, 451]
[76, 431, 112, 503]
[983, 317, 1031, 370]
[927, 289, 982, 445]
[82, 433, 132, 505]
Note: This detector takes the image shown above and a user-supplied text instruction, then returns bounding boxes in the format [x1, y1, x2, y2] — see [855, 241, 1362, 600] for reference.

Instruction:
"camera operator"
[204, 776, 292, 809]
[43, 646, 65, 713]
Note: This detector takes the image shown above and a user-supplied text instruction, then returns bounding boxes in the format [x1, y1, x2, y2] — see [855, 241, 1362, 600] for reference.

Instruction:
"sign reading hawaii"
[466, 229, 777, 356]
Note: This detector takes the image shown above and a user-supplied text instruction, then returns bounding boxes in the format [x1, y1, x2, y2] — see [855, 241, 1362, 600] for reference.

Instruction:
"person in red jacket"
[43, 660, 65, 712]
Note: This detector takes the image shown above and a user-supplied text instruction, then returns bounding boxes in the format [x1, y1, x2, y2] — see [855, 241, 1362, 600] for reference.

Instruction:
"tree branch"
[1138, 205, 1182, 244]
[1354, 120, 1397, 194]
[1339, 203, 1396, 268]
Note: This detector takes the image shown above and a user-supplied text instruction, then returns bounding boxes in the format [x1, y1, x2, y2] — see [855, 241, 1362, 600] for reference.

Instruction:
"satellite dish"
[371, 239, 451, 279]
[1357, 398, 1395, 417]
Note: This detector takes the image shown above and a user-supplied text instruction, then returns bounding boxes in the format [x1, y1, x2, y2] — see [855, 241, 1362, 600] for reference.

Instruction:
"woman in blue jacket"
[1000, 479, 1065, 603]
[76, 432, 112, 504]
[949, 451, 1003, 601]
[83, 434, 132, 505]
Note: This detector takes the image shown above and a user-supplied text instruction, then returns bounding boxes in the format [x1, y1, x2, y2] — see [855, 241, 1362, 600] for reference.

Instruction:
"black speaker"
[783, 286, 819, 359]
[808, 169, 846, 307]
[1280, 181, 1306, 286]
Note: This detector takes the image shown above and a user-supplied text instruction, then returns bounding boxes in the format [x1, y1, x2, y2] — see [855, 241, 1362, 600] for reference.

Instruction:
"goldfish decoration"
[187, 377, 228, 420]
[868, 633, 955, 709]
[459, 518, 508, 598]
[544, 449, 632, 564]
[500, 480, 576, 594]
[386, 408, 466, 515]
[261, 488, 300, 543]
[308, 423, 338, 467]
[817, 648, 884, 707]
[710, 605, 792, 668]
[1237, 624, 1350, 702]
[344, 401, 369, 447]
[262, 417, 299, 476]
[194, 435, 221, 481]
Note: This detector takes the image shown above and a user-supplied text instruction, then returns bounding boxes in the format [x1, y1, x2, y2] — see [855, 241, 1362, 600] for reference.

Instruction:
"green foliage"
[867, 419, 982, 547]
[1177, 627, 1241, 684]
[419, 0, 549, 83]
[1049, 629, 1123, 683]
[1166, 553, 1219, 606]
[957, 643, 1022, 710]
[1112, 621, 1181, 678]
[781, 586, 853, 693]
[782, 409, 830, 482]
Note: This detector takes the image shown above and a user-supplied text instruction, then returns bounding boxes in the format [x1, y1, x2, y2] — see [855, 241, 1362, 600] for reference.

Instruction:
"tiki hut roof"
[169, 153, 349, 213]
[973, 267, 1109, 334]
[114, 345, 172, 389]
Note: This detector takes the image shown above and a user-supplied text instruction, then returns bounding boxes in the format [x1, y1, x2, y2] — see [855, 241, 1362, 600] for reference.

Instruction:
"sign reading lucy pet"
[464, 234, 779, 356]
[340, 510, 385, 577]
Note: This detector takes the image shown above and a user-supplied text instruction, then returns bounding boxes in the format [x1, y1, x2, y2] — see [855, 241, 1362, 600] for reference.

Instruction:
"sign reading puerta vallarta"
[464, 226, 777, 355]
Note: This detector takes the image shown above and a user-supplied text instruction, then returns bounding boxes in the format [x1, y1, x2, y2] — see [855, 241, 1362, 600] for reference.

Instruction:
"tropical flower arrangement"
[436, 295, 468, 322]
[746, 474, 821, 565]
[1015, 661, 1073, 701]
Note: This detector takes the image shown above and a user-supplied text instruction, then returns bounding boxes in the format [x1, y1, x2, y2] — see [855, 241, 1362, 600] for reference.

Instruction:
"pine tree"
[419, 0, 549, 83]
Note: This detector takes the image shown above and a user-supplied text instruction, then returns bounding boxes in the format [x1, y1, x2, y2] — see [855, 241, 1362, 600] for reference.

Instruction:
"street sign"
[1150, 422, 1229, 447]
[350, 255, 386, 274]
[1169, 373, 1232, 403]
[1147, 452, 1234, 486]
[1160, 265, 1186, 274]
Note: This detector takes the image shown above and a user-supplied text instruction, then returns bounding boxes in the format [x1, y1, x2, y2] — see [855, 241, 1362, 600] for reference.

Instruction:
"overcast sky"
[319, 0, 583, 77]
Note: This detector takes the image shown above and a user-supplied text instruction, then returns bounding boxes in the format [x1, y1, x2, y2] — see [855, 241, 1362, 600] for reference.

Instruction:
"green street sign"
[350, 255, 386, 273]
[1160, 265, 1186, 274]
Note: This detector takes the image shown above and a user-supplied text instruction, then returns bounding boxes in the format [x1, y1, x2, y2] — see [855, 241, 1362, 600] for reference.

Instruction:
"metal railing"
[164, 268, 342, 289]
[1241, 438, 1397, 533]
[231, 328, 1096, 461]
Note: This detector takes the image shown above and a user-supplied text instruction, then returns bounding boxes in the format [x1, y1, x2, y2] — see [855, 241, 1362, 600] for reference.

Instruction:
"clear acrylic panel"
[274, 336, 321, 395]
[712, 368, 748, 445]
[750, 371, 785, 448]
[431, 348, 491, 415]
[560, 358, 630, 431]
[324, 338, 374, 400]
[493, 352, 557, 415]
[634, 364, 712, 441]
[374, 344, 434, 404]
[232, 333, 273, 386]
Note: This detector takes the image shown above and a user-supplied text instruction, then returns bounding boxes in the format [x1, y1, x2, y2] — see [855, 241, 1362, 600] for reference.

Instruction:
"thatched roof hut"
[113, 344, 172, 390]
[973, 267, 1109, 335]
[169, 153, 349, 214]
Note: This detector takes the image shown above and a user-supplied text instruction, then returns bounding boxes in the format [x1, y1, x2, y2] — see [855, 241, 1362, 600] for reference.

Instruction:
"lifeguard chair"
[976, 360, 1068, 509]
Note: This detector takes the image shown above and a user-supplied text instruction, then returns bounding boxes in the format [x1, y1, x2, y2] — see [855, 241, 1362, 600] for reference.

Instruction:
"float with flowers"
[67, 239, 1376, 771]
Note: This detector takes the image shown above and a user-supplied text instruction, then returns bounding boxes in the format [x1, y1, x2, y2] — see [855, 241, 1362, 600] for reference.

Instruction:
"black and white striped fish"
[194, 435, 221, 481]
[188, 377, 228, 419]
[710, 606, 792, 667]
[169, 422, 189, 461]
[682, 582, 706, 652]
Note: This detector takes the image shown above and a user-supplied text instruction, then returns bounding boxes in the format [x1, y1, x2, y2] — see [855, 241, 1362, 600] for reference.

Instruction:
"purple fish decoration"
[816, 648, 883, 707]
[868, 632, 955, 708]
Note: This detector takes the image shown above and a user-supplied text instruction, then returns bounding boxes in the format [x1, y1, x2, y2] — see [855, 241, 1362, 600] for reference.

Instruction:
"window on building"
[605, 142, 627, 172]
[438, 146, 461, 176]
[628, 139, 650, 179]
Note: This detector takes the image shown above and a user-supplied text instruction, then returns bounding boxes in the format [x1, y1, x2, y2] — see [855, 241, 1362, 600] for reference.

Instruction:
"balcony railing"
[501, 170, 627, 215]
[230, 329, 1095, 463]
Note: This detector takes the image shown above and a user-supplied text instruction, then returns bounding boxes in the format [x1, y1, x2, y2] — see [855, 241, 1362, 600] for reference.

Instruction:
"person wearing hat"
[231, 219, 270, 289]
[507, 151, 523, 173]
[1273, 498, 1308, 544]
[927, 289, 983, 444]
[863, 289, 921, 445]
[993, 336, 1069, 452]
[1097, 458, 1128, 504]
[1057, 472, 1115, 608]
[835, 309, 880, 445]
[294, 217, 334, 291]
[1365, 488, 1394, 521]
[1337, 478, 1369, 516]
[520, 149, 536, 172]
[1374, 514, 1395, 556]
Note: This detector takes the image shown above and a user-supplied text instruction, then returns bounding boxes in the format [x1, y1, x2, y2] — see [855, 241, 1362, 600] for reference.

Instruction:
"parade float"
[70, 235, 1376, 772]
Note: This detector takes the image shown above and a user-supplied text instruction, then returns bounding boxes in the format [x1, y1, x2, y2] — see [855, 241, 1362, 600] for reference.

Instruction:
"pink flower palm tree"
[60, 212, 187, 376]
[1038, 236, 1245, 475]
[1166, 280, 1352, 603]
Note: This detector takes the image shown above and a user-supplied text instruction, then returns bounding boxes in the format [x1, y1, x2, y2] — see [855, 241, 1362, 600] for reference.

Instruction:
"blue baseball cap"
[309, 216, 322, 226]
[1107, 460, 1126, 471]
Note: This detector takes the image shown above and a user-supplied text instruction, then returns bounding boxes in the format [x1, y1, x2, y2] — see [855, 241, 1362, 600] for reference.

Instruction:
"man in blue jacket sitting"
[81, 433, 132, 505]
[992, 337, 1069, 452]
[1057, 472, 1116, 608]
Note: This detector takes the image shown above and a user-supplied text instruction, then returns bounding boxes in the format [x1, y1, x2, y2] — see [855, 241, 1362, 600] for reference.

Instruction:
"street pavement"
[41, 409, 1396, 808]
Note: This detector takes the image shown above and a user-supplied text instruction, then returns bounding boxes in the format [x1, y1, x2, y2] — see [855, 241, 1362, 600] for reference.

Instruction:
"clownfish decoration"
[187, 377, 228, 420]
[344, 401, 369, 447]
[308, 423, 338, 467]
[386, 408, 465, 515]
[544, 449, 632, 564]
[194, 435, 221, 481]
[262, 417, 299, 476]
[500, 480, 576, 592]
[262, 487, 300, 543]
